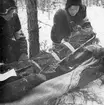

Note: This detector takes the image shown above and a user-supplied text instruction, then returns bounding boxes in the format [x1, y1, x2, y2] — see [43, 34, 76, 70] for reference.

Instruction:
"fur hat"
[0, 0, 17, 15]
[65, 0, 82, 9]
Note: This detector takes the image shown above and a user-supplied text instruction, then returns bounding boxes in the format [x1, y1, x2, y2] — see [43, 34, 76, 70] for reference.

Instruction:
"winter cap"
[0, 0, 17, 15]
[65, 0, 82, 9]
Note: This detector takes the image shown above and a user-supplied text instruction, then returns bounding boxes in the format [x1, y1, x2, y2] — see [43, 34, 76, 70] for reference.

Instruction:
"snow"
[87, 6, 104, 47]
[38, 10, 54, 48]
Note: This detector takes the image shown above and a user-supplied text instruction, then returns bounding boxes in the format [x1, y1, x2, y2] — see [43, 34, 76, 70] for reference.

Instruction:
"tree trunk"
[25, 0, 39, 58]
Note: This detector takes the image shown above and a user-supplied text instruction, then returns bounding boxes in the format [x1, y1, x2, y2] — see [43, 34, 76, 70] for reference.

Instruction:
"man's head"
[68, 5, 80, 16]
[2, 8, 16, 21]
[65, 0, 82, 16]
[0, 0, 17, 20]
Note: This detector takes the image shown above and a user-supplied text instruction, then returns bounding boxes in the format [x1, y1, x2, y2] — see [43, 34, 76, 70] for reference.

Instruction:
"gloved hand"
[18, 53, 28, 61]
[70, 21, 82, 32]
[63, 36, 70, 42]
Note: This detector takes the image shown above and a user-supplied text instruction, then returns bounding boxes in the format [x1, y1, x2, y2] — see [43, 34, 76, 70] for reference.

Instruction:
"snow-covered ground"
[18, 6, 104, 104]
[87, 6, 104, 47]
[38, 10, 54, 48]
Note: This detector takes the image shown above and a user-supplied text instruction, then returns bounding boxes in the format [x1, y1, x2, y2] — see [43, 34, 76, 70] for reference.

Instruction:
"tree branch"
[38, 20, 52, 27]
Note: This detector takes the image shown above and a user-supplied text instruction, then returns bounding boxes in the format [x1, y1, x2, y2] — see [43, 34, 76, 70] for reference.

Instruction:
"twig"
[38, 20, 52, 27]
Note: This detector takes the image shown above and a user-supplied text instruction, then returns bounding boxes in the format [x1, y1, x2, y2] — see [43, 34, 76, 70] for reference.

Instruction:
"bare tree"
[25, 0, 39, 58]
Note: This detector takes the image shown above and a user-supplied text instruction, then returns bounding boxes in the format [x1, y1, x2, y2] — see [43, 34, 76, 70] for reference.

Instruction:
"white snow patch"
[87, 6, 104, 47]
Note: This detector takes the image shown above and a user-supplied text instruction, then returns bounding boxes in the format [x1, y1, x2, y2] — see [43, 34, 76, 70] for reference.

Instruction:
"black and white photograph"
[0, 0, 104, 105]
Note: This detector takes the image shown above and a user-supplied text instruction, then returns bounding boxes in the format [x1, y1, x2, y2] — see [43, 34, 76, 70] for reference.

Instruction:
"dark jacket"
[0, 13, 27, 63]
[51, 5, 92, 43]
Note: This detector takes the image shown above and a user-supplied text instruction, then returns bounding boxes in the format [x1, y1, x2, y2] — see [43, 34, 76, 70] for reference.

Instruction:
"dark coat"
[0, 13, 27, 63]
[51, 5, 92, 43]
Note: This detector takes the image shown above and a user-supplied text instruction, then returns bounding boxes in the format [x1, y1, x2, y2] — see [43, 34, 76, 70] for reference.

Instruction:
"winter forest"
[17, 0, 104, 54]
[1, 0, 104, 105]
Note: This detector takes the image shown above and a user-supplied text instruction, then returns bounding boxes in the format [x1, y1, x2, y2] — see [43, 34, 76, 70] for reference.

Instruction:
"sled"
[0, 32, 96, 103]
[51, 31, 96, 60]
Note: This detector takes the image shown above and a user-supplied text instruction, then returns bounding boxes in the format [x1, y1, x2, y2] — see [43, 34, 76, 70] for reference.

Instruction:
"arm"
[13, 13, 28, 55]
[51, 10, 64, 44]
[51, 9, 71, 43]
